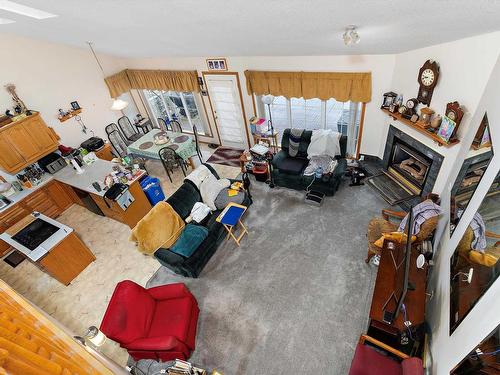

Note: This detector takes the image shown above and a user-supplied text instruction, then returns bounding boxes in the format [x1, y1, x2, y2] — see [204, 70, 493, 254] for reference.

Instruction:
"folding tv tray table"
[216, 202, 248, 246]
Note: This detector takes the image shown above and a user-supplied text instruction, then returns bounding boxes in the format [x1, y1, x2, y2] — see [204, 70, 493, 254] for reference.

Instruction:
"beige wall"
[123, 54, 396, 156]
[387, 31, 500, 193]
[0, 34, 126, 149]
[1, 30, 500, 373]
[426, 56, 500, 374]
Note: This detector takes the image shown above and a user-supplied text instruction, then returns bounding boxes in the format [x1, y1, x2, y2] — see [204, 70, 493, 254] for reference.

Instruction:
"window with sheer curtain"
[259, 95, 362, 156]
[142, 90, 209, 135]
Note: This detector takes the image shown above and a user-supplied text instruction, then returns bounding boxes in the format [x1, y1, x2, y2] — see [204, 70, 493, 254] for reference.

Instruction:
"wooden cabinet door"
[0, 204, 31, 229]
[0, 204, 30, 256]
[0, 222, 11, 257]
[23, 188, 60, 219]
[1, 125, 39, 162]
[94, 144, 114, 161]
[44, 181, 73, 212]
[0, 136, 26, 173]
[24, 116, 58, 156]
[38, 233, 95, 285]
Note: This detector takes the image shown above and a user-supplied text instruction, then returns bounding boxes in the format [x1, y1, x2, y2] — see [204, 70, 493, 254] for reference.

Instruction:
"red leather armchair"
[100, 280, 199, 362]
[349, 335, 424, 375]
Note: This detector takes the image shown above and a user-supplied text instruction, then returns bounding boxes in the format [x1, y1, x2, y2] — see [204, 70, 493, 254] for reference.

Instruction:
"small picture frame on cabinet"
[70, 101, 81, 110]
[410, 114, 420, 123]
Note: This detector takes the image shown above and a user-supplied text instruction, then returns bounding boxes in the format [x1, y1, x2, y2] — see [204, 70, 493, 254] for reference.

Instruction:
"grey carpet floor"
[133, 178, 387, 375]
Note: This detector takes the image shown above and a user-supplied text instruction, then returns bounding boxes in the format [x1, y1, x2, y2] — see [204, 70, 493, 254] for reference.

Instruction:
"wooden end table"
[252, 131, 279, 153]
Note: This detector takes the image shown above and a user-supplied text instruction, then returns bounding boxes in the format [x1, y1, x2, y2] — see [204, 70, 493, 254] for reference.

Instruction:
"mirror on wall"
[450, 113, 493, 234]
[450, 170, 500, 333]
[451, 323, 499, 374]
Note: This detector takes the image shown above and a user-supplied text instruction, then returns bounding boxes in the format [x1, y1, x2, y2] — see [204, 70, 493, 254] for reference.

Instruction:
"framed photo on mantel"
[206, 58, 228, 71]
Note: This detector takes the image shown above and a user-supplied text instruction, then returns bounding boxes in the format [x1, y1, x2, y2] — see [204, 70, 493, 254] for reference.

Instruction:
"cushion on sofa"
[280, 129, 312, 158]
[170, 224, 209, 257]
[214, 188, 246, 210]
[274, 155, 309, 175]
[167, 181, 202, 220]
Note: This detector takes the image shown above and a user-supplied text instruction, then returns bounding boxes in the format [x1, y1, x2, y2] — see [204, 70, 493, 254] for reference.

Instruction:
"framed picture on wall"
[206, 58, 228, 71]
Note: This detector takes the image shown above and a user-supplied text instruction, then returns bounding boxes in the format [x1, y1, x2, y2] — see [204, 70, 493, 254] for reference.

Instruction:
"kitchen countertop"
[52, 158, 116, 197]
[0, 174, 54, 214]
[0, 212, 73, 262]
[0, 159, 146, 212]
[53, 158, 145, 197]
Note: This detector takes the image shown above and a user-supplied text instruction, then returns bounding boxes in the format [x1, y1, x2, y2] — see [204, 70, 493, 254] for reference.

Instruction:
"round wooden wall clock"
[417, 60, 440, 106]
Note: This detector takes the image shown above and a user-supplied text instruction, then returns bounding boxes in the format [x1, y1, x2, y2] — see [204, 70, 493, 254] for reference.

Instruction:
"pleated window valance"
[244, 70, 372, 103]
[105, 69, 200, 98]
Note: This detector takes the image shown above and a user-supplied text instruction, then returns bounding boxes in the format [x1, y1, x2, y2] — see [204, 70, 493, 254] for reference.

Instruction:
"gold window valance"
[105, 69, 200, 98]
[244, 70, 372, 103]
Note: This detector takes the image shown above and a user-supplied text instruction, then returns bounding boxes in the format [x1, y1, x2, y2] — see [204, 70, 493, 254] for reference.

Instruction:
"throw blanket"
[457, 209, 487, 252]
[303, 156, 338, 176]
[307, 129, 341, 158]
[185, 164, 212, 190]
[289, 128, 305, 157]
[469, 212, 487, 251]
[170, 224, 208, 257]
[398, 200, 442, 236]
[200, 173, 230, 211]
[189, 202, 211, 223]
[130, 201, 185, 255]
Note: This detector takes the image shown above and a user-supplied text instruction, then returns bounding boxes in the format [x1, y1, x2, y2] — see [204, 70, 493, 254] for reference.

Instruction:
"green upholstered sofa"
[271, 129, 347, 196]
[154, 164, 251, 277]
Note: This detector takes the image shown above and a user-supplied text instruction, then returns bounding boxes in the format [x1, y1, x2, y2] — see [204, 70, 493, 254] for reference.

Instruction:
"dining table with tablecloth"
[127, 130, 197, 165]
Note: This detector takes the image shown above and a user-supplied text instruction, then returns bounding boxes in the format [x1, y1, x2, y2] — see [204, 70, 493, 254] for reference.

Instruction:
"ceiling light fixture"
[0, 17, 15, 24]
[343, 25, 360, 46]
[0, 0, 57, 19]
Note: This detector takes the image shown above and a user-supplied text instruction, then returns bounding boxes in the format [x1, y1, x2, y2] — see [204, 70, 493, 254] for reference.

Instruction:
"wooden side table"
[252, 131, 279, 153]
[216, 203, 248, 246]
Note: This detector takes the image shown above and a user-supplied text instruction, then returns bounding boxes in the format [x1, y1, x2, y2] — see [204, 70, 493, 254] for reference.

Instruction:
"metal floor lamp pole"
[266, 103, 275, 188]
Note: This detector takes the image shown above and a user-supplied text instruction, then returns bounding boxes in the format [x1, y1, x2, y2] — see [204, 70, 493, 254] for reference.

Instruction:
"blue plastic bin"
[140, 176, 165, 206]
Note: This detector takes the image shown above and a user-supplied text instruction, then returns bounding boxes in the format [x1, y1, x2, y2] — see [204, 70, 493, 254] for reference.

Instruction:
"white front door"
[205, 74, 247, 149]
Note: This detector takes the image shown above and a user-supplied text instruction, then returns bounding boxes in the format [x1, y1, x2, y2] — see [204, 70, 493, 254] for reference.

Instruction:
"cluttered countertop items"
[0, 142, 146, 213]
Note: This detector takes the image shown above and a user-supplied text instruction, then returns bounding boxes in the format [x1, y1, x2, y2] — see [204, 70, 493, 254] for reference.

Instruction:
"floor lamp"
[261, 95, 276, 188]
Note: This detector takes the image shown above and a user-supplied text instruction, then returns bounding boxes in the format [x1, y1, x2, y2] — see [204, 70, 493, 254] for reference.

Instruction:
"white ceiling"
[2, 0, 500, 58]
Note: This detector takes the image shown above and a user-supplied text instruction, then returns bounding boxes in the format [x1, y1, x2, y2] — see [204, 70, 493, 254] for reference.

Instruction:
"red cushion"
[349, 343, 403, 375]
[402, 358, 423, 375]
[148, 296, 194, 343]
[100, 280, 155, 344]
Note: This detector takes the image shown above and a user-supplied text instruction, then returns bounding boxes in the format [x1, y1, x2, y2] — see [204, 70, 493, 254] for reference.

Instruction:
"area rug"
[131, 178, 388, 375]
[206, 146, 244, 167]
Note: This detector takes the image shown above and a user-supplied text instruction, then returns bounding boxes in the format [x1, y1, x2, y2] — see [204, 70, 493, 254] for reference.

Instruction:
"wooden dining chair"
[159, 146, 186, 183]
[118, 116, 142, 142]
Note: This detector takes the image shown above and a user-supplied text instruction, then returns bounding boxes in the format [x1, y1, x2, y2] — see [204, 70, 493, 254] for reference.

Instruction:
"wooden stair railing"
[0, 279, 117, 375]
